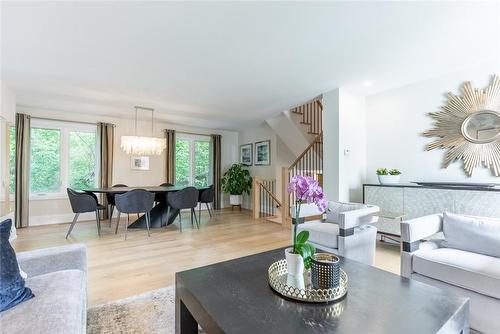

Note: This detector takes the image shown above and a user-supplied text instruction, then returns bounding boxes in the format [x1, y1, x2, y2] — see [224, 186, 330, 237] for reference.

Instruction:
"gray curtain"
[164, 129, 176, 184]
[15, 113, 30, 228]
[97, 122, 114, 218]
[211, 134, 221, 210]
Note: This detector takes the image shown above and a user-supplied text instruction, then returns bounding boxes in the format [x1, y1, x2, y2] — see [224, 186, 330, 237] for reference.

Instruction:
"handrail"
[257, 180, 282, 208]
[288, 132, 323, 170]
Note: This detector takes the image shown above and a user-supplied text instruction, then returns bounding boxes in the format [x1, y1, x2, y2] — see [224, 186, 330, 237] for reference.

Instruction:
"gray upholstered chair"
[198, 185, 214, 222]
[114, 189, 154, 240]
[66, 188, 106, 238]
[106, 184, 128, 226]
[296, 201, 379, 265]
[166, 187, 199, 232]
[155, 182, 174, 203]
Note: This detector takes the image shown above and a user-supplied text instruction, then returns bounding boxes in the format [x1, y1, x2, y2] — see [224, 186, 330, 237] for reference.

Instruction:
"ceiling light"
[363, 81, 373, 87]
[121, 106, 166, 155]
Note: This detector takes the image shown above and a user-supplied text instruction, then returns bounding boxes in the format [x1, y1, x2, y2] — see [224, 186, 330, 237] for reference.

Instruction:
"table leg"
[128, 202, 179, 229]
[176, 299, 198, 334]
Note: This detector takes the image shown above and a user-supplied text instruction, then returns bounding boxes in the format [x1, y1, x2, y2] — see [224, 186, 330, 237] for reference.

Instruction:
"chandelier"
[121, 106, 166, 155]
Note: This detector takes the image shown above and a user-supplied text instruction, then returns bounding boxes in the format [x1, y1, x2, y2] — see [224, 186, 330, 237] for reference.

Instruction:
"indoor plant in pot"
[377, 168, 401, 185]
[221, 163, 252, 206]
[286, 175, 327, 276]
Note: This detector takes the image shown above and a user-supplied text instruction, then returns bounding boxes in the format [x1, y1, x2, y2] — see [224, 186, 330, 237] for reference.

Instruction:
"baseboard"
[29, 212, 95, 226]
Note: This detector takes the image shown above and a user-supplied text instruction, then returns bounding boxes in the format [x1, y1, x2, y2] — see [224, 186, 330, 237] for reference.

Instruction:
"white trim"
[29, 212, 95, 226]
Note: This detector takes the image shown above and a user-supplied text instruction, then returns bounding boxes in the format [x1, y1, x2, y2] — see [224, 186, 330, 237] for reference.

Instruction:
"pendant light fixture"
[121, 106, 166, 155]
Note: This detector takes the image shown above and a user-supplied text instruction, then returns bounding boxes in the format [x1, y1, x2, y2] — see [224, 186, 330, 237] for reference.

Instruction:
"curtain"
[14, 113, 30, 228]
[164, 129, 176, 184]
[97, 122, 114, 218]
[211, 134, 222, 210]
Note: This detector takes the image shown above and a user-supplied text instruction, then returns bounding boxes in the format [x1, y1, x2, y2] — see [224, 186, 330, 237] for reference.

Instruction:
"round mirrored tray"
[268, 259, 348, 303]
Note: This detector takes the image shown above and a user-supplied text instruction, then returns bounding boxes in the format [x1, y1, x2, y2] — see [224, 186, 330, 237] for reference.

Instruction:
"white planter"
[285, 247, 304, 277]
[377, 175, 401, 185]
[229, 194, 242, 205]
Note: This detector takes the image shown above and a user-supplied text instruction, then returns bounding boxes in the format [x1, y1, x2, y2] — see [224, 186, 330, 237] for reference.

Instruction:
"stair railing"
[252, 178, 282, 220]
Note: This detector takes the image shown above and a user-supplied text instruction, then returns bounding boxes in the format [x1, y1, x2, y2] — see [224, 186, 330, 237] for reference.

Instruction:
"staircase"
[252, 97, 324, 225]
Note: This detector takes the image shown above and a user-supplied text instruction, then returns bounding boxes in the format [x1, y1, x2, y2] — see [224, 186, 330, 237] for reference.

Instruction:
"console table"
[363, 183, 500, 236]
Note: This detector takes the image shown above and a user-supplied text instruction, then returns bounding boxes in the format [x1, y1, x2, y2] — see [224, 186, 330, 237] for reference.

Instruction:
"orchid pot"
[285, 247, 305, 277]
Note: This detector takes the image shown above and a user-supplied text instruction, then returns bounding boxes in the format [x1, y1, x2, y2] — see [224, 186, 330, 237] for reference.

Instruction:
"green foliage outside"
[176, 139, 190, 186]
[194, 141, 210, 187]
[69, 131, 97, 190]
[30, 128, 61, 193]
[221, 163, 252, 195]
[175, 139, 211, 187]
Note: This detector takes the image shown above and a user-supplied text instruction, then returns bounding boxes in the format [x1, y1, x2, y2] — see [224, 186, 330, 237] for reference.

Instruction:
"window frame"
[28, 119, 98, 200]
[175, 133, 212, 187]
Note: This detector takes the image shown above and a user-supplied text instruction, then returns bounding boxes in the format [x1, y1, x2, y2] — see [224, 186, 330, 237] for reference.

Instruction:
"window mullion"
[61, 128, 69, 193]
[190, 139, 195, 185]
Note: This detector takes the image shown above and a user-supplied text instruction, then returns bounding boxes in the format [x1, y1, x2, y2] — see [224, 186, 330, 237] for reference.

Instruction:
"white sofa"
[296, 201, 379, 265]
[401, 213, 500, 334]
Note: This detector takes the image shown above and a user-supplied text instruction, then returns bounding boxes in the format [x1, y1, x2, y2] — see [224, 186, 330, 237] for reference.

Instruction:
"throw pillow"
[2, 213, 28, 280]
[442, 212, 500, 258]
[0, 219, 34, 312]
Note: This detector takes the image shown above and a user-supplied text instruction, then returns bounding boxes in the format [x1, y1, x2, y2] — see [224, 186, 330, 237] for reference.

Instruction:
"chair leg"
[66, 213, 80, 239]
[109, 205, 114, 227]
[115, 211, 121, 234]
[95, 210, 101, 237]
[198, 202, 202, 224]
[206, 202, 213, 218]
[125, 214, 129, 240]
[145, 212, 151, 237]
[166, 206, 171, 229]
[192, 208, 200, 229]
[179, 211, 183, 232]
[190, 209, 194, 227]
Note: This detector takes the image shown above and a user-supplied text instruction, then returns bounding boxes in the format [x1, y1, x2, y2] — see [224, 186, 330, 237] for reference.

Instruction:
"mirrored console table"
[363, 183, 500, 237]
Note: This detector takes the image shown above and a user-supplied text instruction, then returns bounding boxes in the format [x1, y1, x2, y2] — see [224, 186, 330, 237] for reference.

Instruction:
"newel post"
[281, 167, 290, 227]
[252, 177, 260, 219]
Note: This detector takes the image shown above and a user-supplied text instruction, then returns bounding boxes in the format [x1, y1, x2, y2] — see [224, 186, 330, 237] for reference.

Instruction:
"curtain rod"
[30, 116, 114, 127]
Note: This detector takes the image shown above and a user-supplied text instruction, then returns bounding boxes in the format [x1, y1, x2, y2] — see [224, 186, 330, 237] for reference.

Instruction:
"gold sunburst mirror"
[423, 75, 500, 176]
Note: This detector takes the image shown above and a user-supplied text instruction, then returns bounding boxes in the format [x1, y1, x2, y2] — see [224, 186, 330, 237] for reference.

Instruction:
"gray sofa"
[0, 244, 87, 334]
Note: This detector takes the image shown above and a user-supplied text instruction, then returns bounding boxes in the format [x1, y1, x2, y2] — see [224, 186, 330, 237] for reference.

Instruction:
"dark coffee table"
[175, 248, 469, 334]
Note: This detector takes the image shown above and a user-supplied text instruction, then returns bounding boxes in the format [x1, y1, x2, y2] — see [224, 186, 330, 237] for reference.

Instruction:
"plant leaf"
[296, 230, 309, 244]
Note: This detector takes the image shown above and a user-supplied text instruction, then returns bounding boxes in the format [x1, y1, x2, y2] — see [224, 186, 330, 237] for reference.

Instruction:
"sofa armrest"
[400, 214, 443, 252]
[16, 244, 87, 278]
[338, 205, 380, 231]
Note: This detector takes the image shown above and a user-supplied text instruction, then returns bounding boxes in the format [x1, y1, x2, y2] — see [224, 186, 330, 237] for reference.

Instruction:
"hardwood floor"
[12, 209, 400, 306]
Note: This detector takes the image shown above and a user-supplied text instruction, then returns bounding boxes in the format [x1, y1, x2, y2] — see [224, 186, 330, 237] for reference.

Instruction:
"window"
[29, 120, 97, 197]
[175, 135, 212, 187]
[8, 126, 15, 194]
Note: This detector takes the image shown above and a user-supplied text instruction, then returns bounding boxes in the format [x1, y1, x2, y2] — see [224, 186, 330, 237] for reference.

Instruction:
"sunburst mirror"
[423, 75, 500, 176]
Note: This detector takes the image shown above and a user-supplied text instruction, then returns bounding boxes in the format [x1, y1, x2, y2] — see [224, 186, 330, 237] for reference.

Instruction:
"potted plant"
[221, 163, 252, 205]
[286, 175, 327, 276]
[377, 168, 401, 185]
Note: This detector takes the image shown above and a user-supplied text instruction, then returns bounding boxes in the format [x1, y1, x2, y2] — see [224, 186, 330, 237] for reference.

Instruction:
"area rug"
[87, 286, 176, 334]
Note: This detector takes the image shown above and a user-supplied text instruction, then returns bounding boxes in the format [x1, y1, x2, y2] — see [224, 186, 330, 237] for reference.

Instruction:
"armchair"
[296, 201, 379, 265]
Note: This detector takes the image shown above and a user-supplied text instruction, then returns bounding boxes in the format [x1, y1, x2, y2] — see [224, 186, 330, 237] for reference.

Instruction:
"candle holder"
[311, 253, 340, 289]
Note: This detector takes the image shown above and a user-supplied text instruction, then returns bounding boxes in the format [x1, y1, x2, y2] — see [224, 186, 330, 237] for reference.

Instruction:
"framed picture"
[254, 140, 270, 166]
[240, 143, 253, 166]
[131, 156, 150, 170]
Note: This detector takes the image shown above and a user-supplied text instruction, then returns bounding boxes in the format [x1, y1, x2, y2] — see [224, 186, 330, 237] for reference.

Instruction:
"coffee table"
[175, 248, 469, 334]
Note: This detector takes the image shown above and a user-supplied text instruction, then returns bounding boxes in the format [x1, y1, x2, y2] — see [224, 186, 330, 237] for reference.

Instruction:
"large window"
[29, 120, 97, 197]
[175, 135, 212, 187]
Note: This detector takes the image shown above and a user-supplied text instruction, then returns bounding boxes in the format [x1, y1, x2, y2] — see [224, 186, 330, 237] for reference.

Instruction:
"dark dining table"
[83, 185, 210, 229]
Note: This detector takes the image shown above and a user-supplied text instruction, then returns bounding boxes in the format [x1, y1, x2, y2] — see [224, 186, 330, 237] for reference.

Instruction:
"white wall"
[13, 106, 238, 225]
[323, 88, 366, 203]
[238, 122, 295, 209]
[366, 65, 500, 184]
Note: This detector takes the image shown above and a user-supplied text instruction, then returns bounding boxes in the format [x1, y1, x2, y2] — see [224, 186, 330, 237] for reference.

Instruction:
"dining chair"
[106, 183, 128, 226]
[166, 187, 199, 232]
[198, 185, 215, 222]
[114, 189, 155, 240]
[155, 182, 174, 203]
[66, 188, 106, 238]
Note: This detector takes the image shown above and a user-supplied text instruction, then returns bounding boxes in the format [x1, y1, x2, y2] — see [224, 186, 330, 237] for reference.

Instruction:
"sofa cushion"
[0, 269, 86, 334]
[297, 221, 339, 249]
[326, 202, 366, 223]
[413, 247, 500, 299]
[442, 212, 500, 258]
[0, 219, 34, 312]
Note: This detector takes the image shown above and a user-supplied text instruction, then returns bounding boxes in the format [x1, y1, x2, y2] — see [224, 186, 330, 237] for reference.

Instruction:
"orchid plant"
[287, 175, 328, 268]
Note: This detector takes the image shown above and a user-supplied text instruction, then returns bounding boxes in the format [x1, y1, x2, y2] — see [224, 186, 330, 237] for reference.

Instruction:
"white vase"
[285, 247, 304, 276]
[229, 194, 242, 205]
[377, 175, 401, 185]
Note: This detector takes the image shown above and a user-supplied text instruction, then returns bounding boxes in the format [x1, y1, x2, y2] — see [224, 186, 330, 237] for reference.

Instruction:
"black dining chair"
[198, 185, 215, 222]
[106, 184, 128, 226]
[66, 188, 106, 239]
[166, 187, 199, 232]
[114, 189, 155, 240]
[155, 182, 174, 203]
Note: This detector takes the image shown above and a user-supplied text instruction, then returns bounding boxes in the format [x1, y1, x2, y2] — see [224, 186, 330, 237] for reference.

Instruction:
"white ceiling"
[1, 1, 499, 129]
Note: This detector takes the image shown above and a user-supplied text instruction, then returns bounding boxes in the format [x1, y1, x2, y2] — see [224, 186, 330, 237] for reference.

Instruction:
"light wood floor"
[12, 209, 400, 306]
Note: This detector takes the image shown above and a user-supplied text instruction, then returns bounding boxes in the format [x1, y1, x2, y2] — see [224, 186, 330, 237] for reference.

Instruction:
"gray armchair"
[67, 188, 105, 238]
[296, 201, 379, 265]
